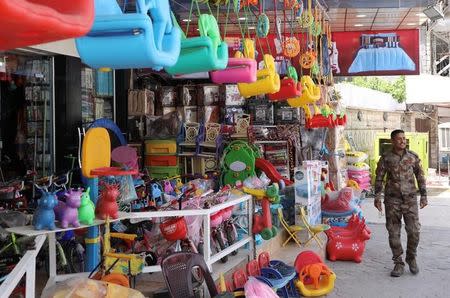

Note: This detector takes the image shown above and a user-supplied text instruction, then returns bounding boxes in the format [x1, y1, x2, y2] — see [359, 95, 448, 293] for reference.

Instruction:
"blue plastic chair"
[166, 14, 228, 75]
[76, 0, 181, 70]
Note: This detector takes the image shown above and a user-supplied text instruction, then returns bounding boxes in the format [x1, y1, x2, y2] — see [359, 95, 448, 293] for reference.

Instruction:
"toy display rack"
[6, 194, 253, 295]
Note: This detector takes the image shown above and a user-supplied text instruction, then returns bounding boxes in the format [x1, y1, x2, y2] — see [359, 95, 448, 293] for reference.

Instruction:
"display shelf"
[6, 194, 253, 293]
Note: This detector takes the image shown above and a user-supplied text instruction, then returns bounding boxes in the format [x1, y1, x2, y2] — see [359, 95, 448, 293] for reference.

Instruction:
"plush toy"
[54, 188, 82, 228]
[33, 190, 58, 230]
[96, 183, 120, 220]
[78, 187, 95, 225]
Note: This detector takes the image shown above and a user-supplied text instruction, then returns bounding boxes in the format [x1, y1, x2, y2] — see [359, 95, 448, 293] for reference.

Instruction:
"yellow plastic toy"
[81, 127, 111, 178]
[347, 179, 360, 190]
[287, 76, 321, 108]
[238, 54, 280, 98]
[91, 218, 144, 288]
[243, 38, 255, 60]
[295, 263, 336, 297]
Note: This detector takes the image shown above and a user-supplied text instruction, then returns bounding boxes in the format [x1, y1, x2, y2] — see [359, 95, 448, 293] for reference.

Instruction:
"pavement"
[323, 187, 450, 298]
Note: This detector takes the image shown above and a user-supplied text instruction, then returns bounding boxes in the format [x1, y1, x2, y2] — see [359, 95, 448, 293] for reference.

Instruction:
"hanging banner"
[331, 29, 420, 76]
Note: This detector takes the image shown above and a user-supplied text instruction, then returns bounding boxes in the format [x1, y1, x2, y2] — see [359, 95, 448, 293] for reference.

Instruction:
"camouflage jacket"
[374, 149, 427, 198]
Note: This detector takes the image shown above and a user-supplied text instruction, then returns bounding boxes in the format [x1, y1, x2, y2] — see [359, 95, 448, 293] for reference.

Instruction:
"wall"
[346, 107, 438, 169]
[345, 108, 404, 155]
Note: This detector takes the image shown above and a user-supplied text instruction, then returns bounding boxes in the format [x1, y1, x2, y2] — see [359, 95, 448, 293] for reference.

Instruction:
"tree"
[348, 76, 406, 103]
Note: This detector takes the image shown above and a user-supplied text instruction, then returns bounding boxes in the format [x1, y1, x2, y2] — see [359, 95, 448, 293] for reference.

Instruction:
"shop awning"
[406, 74, 450, 104]
[335, 83, 406, 111]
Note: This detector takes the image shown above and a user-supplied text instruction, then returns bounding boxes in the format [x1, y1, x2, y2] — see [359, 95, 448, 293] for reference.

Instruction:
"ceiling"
[116, 0, 434, 33]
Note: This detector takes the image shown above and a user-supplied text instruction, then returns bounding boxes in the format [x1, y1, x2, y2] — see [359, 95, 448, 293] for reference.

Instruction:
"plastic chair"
[278, 208, 304, 247]
[0, 1, 94, 51]
[161, 252, 218, 298]
[238, 54, 281, 98]
[166, 14, 228, 75]
[300, 207, 330, 248]
[232, 269, 248, 289]
[246, 260, 292, 298]
[258, 252, 295, 278]
[76, 0, 181, 70]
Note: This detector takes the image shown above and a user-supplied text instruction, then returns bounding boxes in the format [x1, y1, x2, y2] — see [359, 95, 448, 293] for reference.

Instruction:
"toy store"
[0, 0, 425, 297]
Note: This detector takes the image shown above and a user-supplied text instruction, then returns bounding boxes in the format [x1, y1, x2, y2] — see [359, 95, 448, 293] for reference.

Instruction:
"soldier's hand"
[420, 196, 428, 209]
[374, 198, 383, 212]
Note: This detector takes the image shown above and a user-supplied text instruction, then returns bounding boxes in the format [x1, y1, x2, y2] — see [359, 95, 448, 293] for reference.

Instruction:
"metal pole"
[85, 178, 100, 271]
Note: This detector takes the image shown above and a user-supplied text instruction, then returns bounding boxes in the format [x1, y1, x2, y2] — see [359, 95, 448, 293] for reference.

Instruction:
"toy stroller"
[90, 217, 144, 288]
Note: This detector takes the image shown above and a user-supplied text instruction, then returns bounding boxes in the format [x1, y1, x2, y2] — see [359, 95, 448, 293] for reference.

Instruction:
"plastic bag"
[244, 277, 278, 298]
[146, 111, 181, 139]
[41, 277, 144, 298]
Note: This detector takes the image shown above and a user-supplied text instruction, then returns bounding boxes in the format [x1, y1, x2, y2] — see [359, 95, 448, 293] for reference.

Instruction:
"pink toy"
[210, 58, 257, 84]
[96, 183, 120, 220]
[54, 189, 82, 228]
[164, 181, 174, 193]
[326, 221, 371, 263]
[111, 146, 139, 179]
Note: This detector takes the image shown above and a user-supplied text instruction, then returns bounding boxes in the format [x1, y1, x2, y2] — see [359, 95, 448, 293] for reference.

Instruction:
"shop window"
[0, 53, 54, 179]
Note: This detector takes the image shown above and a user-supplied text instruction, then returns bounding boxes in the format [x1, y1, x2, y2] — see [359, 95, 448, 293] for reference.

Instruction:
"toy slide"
[255, 158, 293, 186]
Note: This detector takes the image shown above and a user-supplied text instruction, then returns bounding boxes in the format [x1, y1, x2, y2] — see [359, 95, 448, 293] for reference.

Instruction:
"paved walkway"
[325, 189, 450, 298]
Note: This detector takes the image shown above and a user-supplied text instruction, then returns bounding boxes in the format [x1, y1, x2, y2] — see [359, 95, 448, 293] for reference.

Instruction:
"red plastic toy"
[326, 215, 371, 237]
[305, 114, 334, 129]
[252, 198, 277, 240]
[255, 158, 293, 186]
[326, 221, 370, 263]
[95, 183, 120, 220]
[268, 78, 301, 101]
[0, 1, 94, 50]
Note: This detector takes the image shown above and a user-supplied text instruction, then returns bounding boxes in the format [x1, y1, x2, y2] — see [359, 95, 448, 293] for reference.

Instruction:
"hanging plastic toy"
[76, 0, 181, 70]
[287, 75, 320, 108]
[210, 0, 257, 83]
[166, 1, 228, 75]
[0, 1, 94, 51]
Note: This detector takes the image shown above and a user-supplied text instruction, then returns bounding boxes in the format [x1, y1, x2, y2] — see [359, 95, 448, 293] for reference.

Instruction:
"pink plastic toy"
[95, 183, 120, 220]
[54, 189, 82, 228]
[210, 58, 257, 84]
[326, 221, 370, 263]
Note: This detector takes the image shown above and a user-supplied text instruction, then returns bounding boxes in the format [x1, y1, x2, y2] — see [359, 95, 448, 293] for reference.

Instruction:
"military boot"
[406, 259, 419, 275]
[390, 263, 404, 277]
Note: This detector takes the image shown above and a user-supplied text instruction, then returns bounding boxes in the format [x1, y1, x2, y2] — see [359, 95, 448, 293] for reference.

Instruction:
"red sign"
[331, 29, 420, 76]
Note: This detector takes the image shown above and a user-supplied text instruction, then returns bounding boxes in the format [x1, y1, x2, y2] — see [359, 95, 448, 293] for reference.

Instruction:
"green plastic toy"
[78, 187, 95, 225]
[166, 14, 228, 75]
[220, 140, 257, 186]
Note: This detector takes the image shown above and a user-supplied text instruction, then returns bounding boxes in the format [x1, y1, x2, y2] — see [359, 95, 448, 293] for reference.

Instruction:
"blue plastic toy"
[166, 14, 228, 75]
[76, 0, 181, 70]
[32, 190, 58, 230]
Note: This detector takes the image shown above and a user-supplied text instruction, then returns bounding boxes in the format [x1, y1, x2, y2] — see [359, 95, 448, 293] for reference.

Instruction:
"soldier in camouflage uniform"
[374, 129, 427, 277]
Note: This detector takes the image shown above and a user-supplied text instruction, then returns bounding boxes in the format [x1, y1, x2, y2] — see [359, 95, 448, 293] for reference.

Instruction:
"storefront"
[0, 0, 436, 297]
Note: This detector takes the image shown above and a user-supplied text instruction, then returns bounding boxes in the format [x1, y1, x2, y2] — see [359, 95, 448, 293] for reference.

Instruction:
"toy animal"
[96, 183, 120, 220]
[326, 222, 371, 263]
[54, 188, 82, 228]
[78, 187, 95, 225]
[32, 190, 58, 230]
[325, 215, 371, 238]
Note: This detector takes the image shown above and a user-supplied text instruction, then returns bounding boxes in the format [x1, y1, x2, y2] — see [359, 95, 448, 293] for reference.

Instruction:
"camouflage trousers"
[384, 195, 420, 265]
